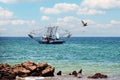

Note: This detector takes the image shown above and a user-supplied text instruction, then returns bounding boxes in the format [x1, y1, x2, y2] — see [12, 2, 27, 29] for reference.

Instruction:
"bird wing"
[81, 20, 84, 24]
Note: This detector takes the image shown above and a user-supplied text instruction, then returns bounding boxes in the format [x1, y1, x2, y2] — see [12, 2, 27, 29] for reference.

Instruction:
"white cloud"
[54, 16, 120, 36]
[55, 16, 91, 36]
[0, 20, 9, 25]
[0, 27, 7, 36]
[110, 20, 120, 24]
[55, 16, 88, 33]
[41, 16, 49, 21]
[0, 7, 13, 19]
[56, 16, 80, 28]
[40, 1, 120, 15]
[40, 7, 60, 14]
[81, 0, 120, 9]
[0, 0, 43, 3]
[57, 16, 80, 23]
[0, 6, 35, 26]
[56, 16, 96, 25]
[0, 0, 16, 3]
[31, 20, 35, 24]
[77, 8, 105, 15]
[11, 20, 35, 25]
[54, 3, 79, 12]
[0, 20, 35, 25]
[40, 3, 79, 14]
[40, 2, 105, 15]
[0, 28, 6, 32]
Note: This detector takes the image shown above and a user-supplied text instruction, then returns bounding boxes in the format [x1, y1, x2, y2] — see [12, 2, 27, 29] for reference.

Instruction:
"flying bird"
[81, 20, 87, 27]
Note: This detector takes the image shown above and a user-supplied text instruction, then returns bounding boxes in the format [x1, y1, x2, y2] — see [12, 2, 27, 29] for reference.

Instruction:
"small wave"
[81, 46, 100, 49]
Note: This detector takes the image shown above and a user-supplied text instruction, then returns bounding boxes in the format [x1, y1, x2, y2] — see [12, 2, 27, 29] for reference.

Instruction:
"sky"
[0, 0, 120, 37]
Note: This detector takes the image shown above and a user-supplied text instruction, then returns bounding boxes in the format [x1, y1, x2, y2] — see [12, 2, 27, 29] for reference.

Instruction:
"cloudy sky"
[0, 0, 120, 37]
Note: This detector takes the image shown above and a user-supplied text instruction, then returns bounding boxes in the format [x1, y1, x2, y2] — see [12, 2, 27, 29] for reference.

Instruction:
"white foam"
[16, 76, 45, 80]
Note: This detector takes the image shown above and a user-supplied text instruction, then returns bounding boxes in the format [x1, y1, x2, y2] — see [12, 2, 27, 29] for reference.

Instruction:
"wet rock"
[37, 62, 48, 70]
[29, 62, 49, 76]
[13, 65, 30, 77]
[0, 63, 15, 80]
[57, 71, 62, 75]
[0, 61, 55, 79]
[42, 65, 55, 77]
[88, 73, 107, 79]
[13, 62, 36, 76]
[72, 71, 78, 77]
[13, 67, 30, 74]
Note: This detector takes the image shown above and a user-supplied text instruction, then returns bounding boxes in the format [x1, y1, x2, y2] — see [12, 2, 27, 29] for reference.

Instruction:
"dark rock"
[77, 69, 83, 78]
[29, 70, 41, 76]
[0, 63, 11, 69]
[0, 77, 11, 80]
[72, 71, 78, 77]
[0, 63, 15, 80]
[78, 69, 82, 74]
[88, 73, 108, 79]
[69, 73, 72, 75]
[78, 76, 82, 78]
[57, 71, 62, 75]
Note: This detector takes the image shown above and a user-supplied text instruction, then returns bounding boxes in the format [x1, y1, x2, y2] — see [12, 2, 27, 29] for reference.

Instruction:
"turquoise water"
[0, 37, 120, 75]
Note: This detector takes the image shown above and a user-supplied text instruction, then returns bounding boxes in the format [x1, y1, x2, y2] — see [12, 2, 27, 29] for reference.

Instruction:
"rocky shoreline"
[0, 61, 108, 80]
[0, 61, 54, 80]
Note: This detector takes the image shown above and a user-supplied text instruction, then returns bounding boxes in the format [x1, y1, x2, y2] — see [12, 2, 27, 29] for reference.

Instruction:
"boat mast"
[47, 26, 58, 39]
[54, 26, 58, 35]
[53, 26, 58, 39]
[46, 27, 52, 38]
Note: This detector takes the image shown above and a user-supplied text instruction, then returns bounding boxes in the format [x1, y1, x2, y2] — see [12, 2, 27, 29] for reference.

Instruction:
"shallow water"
[0, 37, 120, 75]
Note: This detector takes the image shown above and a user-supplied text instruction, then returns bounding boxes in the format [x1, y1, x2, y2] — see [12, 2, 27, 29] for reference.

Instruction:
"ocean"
[0, 37, 120, 76]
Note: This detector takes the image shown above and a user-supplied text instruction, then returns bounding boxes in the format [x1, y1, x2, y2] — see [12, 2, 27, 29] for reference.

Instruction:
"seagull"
[81, 20, 87, 27]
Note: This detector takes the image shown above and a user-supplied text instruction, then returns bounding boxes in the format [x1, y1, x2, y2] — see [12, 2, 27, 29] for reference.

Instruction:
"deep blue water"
[0, 37, 120, 74]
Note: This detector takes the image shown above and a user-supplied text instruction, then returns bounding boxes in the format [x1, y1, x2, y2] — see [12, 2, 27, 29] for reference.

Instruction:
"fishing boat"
[28, 26, 71, 44]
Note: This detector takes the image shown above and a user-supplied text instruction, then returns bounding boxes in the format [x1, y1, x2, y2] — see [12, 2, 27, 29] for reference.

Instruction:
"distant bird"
[81, 20, 87, 27]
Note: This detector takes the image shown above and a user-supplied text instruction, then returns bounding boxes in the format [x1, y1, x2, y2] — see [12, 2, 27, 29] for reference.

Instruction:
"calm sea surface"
[0, 37, 120, 75]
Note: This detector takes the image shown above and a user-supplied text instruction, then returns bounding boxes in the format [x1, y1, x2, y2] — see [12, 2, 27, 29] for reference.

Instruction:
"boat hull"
[38, 40, 65, 44]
